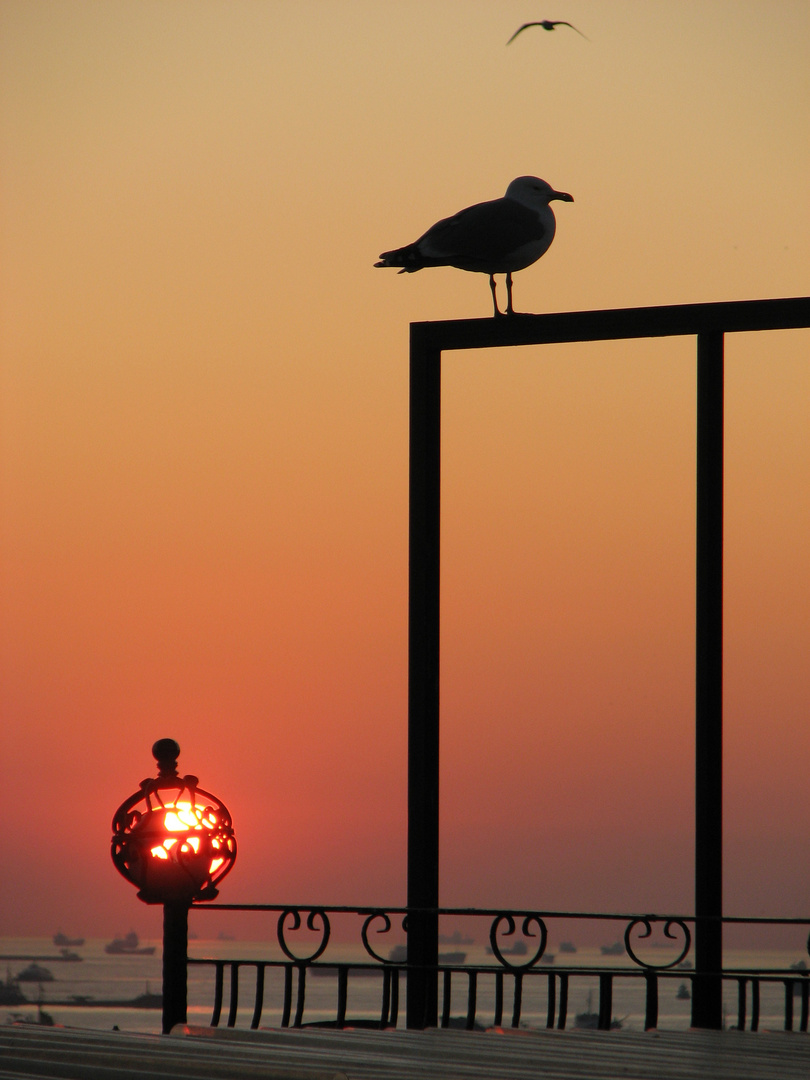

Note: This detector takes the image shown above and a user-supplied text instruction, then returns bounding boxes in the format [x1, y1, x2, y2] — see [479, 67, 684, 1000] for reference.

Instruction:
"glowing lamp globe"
[111, 739, 236, 905]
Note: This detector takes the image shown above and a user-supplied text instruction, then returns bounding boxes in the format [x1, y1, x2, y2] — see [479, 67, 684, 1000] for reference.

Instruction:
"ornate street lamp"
[111, 739, 236, 1032]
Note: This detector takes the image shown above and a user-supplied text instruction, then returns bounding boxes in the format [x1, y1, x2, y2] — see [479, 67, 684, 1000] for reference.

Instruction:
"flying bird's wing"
[506, 22, 542, 45]
[552, 20, 590, 40]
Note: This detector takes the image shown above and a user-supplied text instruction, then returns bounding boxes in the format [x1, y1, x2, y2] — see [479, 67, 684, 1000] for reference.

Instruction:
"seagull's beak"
[551, 190, 574, 203]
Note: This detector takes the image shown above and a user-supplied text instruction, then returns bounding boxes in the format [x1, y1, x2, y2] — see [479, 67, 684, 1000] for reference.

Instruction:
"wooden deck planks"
[2, 1024, 809, 1080]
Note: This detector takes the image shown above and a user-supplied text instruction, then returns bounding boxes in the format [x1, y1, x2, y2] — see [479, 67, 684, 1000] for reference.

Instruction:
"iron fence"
[185, 904, 810, 1034]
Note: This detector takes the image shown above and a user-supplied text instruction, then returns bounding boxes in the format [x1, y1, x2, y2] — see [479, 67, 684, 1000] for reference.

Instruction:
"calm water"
[2, 937, 806, 1035]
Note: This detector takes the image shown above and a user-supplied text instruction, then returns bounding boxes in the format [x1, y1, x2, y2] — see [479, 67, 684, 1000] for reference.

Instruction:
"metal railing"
[185, 904, 810, 1034]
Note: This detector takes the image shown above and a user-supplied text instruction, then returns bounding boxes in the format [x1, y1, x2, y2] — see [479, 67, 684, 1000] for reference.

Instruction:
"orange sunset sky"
[1, 1, 808, 941]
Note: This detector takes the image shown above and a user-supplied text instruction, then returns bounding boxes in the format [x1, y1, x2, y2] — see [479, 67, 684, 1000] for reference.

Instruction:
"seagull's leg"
[489, 274, 503, 317]
[505, 272, 516, 315]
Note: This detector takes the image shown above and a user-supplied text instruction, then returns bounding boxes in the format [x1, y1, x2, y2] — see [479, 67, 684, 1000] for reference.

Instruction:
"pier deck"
[3, 1023, 809, 1080]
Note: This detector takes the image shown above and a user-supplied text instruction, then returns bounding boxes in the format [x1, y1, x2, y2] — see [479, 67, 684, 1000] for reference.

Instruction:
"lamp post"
[111, 739, 236, 1033]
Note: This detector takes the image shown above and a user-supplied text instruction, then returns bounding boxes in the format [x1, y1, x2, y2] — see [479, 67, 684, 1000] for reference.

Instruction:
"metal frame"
[406, 296, 810, 1029]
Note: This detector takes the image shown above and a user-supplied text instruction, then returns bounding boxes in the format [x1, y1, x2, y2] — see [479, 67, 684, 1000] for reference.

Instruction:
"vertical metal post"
[407, 327, 440, 1028]
[692, 330, 724, 1029]
[162, 901, 189, 1034]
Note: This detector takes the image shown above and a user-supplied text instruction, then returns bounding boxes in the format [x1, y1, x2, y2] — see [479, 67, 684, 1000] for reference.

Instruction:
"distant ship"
[676, 983, 691, 1000]
[104, 932, 156, 956]
[575, 1009, 623, 1030]
[53, 932, 85, 948]
[600, 941, 625, 956]
[128, 989, 163, 1008]
[51, 984, 162, 1009]
[56, 949, 82, 962]
[574, 991, 623, 1030]
[127, 982, 162, 1008]
[559, 942, 577, 954]
[438, 931, 474, 946]
[387, 945, 467, 965]
[486, 940, 527, 956]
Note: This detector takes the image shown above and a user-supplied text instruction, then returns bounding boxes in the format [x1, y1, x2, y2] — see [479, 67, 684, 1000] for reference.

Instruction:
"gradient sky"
[1, 1, 808, 942]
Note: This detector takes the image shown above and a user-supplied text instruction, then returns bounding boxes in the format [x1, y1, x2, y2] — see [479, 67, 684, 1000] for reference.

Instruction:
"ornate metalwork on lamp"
[111, 739, 237, 904]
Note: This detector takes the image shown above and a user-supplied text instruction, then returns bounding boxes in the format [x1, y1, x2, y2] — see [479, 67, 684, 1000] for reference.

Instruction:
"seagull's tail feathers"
[374, 244, 424, 273]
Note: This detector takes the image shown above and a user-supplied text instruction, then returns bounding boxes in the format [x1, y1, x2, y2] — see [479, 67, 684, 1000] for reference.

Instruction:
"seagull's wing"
[552, 21, 590, 40]
[415, 199, 548, 267]
[506, 23, 544, 45]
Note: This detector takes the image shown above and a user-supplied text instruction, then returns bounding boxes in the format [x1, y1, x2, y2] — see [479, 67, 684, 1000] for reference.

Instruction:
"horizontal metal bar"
[193, 902, 810, 926]
[409, 295, 810, 352]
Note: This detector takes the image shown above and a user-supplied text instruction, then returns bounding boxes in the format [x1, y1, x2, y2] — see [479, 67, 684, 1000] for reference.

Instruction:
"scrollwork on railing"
[624, 916, 691, 969]
[488, 912, 548, 969]
[361, 910, 406, 964]
[277, 908, 331, 963]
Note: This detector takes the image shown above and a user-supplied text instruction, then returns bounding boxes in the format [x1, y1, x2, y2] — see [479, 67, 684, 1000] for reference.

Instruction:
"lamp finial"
[152, 739, 180, 777]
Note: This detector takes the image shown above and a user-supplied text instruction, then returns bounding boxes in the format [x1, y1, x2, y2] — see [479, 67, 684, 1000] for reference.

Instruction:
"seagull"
[507, 20, 589, 44]
[375, 177, 573, 317]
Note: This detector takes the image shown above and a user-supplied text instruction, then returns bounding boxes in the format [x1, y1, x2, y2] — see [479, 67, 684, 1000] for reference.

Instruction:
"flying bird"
[507, 20, 589, 44]
[375, 176, 573, 317]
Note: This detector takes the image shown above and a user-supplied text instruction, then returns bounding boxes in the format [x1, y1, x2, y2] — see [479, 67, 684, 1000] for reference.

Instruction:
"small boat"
[104, 932, 156, 956]
[438, 931, 474, 946]
[53, 933, 84, 948]
[600, 942, 625, 956]
[559, 942, 577, 954]
[16, 964, 54, 983]
[57, 949, 82, 963]
[574, 992, 623, 1030]
[47, 988, 161, 1009]
[486, 940, 528, 957]
[387, 946, 467, 966]
[676, 983, 691, 1000]
[129, 983, 162, 1009]
[574, 1011, 623, 1030]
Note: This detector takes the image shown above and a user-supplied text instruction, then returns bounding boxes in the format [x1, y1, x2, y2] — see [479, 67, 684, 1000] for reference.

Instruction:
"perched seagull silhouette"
[507, 20, 589, 44]
[375, 177, 573, 317]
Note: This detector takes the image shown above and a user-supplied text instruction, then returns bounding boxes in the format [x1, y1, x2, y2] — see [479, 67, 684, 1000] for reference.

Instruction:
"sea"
[1, 937, 806, 1035]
